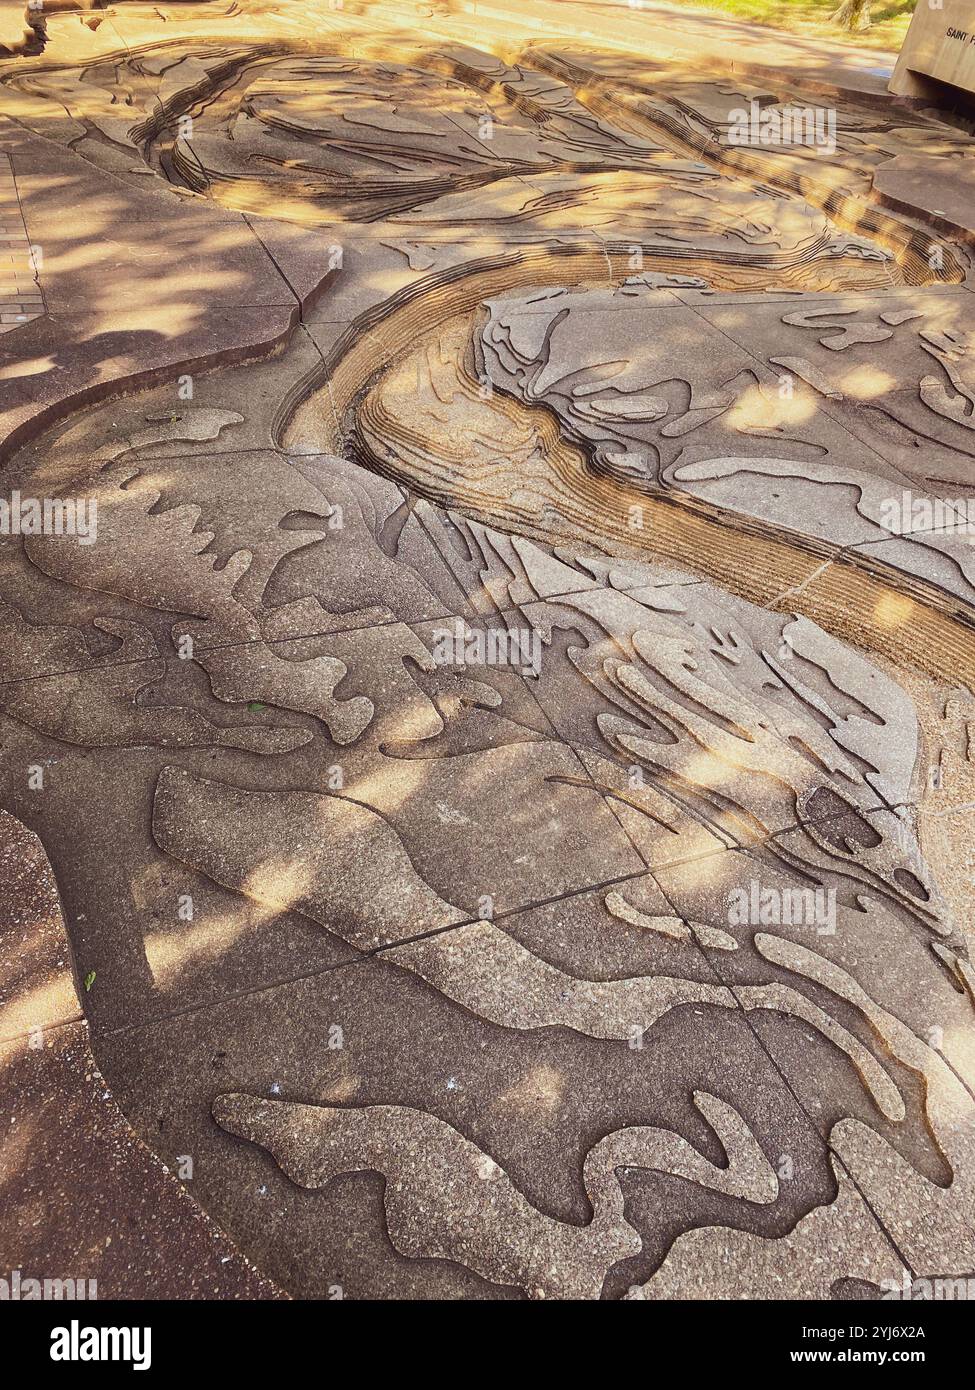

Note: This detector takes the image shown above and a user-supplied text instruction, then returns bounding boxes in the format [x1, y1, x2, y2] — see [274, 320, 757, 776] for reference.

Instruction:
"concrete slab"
[1, 0, 973, 1304]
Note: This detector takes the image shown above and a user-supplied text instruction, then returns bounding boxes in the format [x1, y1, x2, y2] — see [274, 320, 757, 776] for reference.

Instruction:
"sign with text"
[891, 0, 975, 96]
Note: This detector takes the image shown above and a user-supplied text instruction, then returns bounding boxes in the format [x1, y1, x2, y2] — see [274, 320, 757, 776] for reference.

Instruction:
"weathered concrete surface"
[0, 811, 284, 1298]
[0, 0, 973, 1302]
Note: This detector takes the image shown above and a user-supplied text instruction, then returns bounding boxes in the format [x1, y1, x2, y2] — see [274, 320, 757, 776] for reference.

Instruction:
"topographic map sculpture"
[1, 0, 975, 1300]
